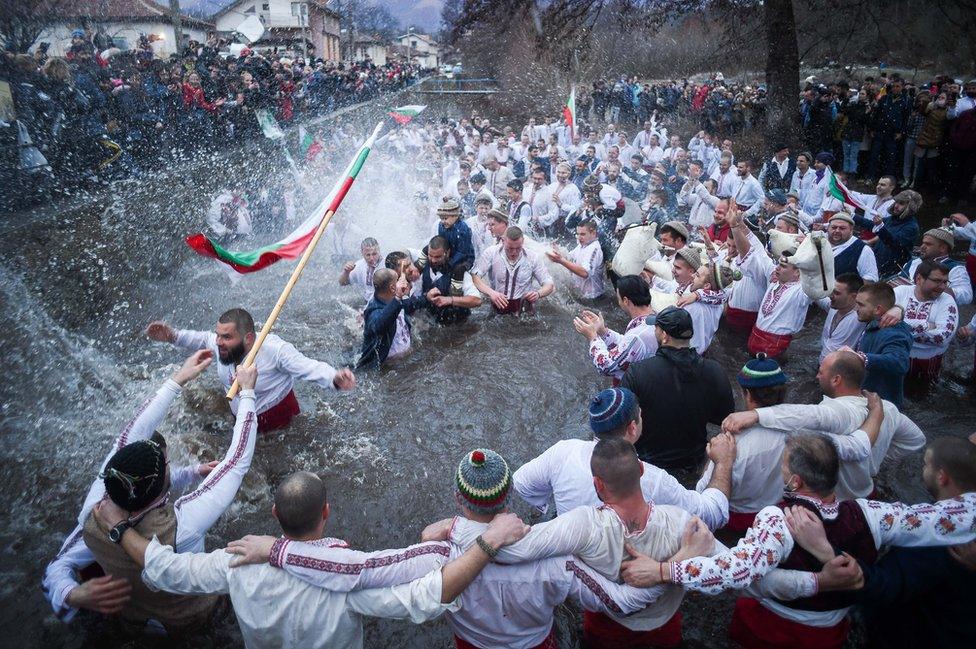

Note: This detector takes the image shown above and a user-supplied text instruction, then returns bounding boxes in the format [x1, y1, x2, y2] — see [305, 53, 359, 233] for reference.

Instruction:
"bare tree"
[0, 0, 71, 53]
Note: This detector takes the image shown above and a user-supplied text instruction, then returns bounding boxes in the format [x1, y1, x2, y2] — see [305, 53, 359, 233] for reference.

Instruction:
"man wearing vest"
[421, 236, 483, 325]
[827, 213, 879, 281]
[620, 433, 976, 649]
[757, 143, 796, 193]
[899, 227, 973, 305]
[43, 351, 258, 634]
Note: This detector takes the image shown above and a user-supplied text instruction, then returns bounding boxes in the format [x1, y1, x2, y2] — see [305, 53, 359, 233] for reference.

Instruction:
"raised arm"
[173, 365, 258, 550]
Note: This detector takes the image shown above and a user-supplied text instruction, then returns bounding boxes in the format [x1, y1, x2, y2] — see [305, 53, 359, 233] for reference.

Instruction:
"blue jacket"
[357, 295, 427, 368]
[857, 319, 912, 406]
[440, 219, 475, 269]
[852, 213, 919, 278]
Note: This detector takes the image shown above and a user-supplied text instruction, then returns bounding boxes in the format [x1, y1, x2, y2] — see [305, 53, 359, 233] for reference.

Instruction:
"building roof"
[397, 32, 437, 46]
[213, 0, 339, 21]
[39, 0, 214, 29]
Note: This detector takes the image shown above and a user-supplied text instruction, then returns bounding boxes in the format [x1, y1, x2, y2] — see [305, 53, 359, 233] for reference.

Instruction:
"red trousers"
[967, 253, 976, 288]
[725, 307, 759, 332]
[728, 597, 849, 649]
[747, 328, 794, 359]
[455, 629, 556, 649]
[256, 389, 300, 432]
[582, 609, 682, 648]
[907, 355, 944, 382]
[493, 297, 534, 315]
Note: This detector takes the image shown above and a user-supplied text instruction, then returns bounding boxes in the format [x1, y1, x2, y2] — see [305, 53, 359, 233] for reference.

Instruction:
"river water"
[1, 88, 975, 648]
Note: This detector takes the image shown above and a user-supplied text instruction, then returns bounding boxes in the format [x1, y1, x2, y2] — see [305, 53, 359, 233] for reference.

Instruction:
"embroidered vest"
[833, 239, 866, 277]
[82, 504, 219, 632]
[773, 497, 878, 612]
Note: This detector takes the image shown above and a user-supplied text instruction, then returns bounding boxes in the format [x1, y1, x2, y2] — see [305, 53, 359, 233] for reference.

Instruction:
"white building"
[214, 0, 341, 61]
[30, 0, 212, 58]
[396, 31, 439, 70]
[345, 33, 387, 66]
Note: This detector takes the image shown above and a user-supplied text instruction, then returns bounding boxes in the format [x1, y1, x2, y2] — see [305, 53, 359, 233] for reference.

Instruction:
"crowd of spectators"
[1, 29, 429, 190]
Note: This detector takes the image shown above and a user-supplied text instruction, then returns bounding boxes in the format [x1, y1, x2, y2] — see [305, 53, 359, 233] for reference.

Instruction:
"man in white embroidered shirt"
[146, 308, 355, 432]
[620, 434, 976, 649]
[91, 471, 531, 649]
[546, 220, 606, 300]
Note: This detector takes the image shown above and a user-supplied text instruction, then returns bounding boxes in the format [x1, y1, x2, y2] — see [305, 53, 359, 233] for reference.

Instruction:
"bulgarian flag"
[388, 104, 426, 124]
[563, 85, 576, 138]
[298, 125, 323, 162]
[186, 122, 383, 275]
[827, 171, 869, 212]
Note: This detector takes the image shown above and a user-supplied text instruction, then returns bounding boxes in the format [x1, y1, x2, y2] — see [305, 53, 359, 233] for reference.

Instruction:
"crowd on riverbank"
[1, 30, 428, 191]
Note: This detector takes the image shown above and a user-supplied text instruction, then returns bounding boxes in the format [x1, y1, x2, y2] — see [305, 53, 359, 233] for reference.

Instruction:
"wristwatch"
[108, 520, 133, 544]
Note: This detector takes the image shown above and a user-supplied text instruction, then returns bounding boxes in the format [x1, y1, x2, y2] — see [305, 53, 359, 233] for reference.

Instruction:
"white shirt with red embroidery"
[755, 280, 812, 335]
[568, 240, 606, 299]
[588, 315, 658, 381]
[42, 380, 257, 622]
[668, 493, 976, 626]
[893, 285, 959, 359]
[730, 244, 774, 313]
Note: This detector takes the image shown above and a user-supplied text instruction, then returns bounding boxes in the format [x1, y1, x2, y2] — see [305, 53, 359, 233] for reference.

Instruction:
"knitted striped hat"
[455, 449, 511, 515]
[589, 388, 638, 436]
[437, 199, 461, 216]
[738, 353, 788, 388]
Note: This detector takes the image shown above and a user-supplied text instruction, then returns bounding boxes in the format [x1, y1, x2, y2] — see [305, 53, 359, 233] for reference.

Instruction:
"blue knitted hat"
[589, 388, 638, 436]
[455, 449, 511, 515]
[738, 353, 788, 388]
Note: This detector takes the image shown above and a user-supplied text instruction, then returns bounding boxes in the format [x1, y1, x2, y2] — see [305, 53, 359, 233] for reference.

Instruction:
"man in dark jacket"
[852, 189, 921, 278]
[852, 282, 912, 406]
[867, 79, 911, 180]
[621, 307, 735, 476]
[357, 268, 428, 368]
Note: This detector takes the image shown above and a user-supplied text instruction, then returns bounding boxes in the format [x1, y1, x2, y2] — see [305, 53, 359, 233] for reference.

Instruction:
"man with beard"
[826, 213, 878, 281]
[145, 309, 355, 432]
[852, 190, 921, 278]
[420, 236, 483, 324]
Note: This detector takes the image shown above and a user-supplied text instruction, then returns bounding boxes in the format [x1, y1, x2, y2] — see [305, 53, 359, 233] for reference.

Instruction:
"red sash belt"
[582, 609, 682, 649]
[493, 298, 534, 315]
[907, 355, 944, 382]
[728, 597, 849, 649]
[256, 389, 300, 432]
[747, 328, 794, 359]
[454, 628, 557, 649]
[725, 306, 759, 331]
[966, 253, 976, 287]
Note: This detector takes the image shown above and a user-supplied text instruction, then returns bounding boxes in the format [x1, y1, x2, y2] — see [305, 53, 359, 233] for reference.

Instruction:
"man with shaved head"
[94, 470, 528, 648]
[722, 350, 926, 500]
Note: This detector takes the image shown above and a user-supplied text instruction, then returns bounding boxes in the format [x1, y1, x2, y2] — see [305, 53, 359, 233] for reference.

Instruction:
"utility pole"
[169, 0, 183, 53]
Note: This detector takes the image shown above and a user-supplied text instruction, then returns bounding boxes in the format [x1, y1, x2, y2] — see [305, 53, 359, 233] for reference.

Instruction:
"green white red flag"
[298, 125, 323, 162]
[388, 105, 426, 124]
[186, 122, 383, 275]
[827, 171, 869, 211]
[563, 86, 576, 138]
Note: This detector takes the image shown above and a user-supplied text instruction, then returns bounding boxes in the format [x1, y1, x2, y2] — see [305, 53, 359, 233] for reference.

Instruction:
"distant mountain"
[181, 0, 235, 20]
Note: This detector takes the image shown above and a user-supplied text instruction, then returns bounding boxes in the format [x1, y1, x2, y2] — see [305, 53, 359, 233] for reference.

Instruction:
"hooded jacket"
[621, 346, 735, 470]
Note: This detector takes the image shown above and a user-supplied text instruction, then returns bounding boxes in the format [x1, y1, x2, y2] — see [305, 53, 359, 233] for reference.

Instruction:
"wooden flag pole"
[226, 205, 338, 400]
[226, 122, 382, 400]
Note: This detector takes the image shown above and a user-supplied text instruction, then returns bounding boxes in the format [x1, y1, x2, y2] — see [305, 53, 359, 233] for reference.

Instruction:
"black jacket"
[621, 346, 734, 470]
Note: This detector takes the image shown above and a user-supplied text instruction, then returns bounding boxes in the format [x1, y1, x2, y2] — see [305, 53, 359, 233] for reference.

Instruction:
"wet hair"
[858, 282, 895, 310]
[797, 151, 813, 164]
[913, 260, 949, 281]
[505, 226, 524, 241]
[577, 219, 597, 233]
[829, 351, 866, 388]
[744, 385, 788, 408]
[785, 434, 839, 496]
[689, 159, 704, 170]
[218, 308, 255, 336]
[590, 437, 642, 496]
[928, 438, 976, 492]
[475, 196, 493, 206]
[274, 472, 328, 537]
[372, 268, 397, 293]
[361, 237, 379, 249]
[384, 251, 408, 270]
[428, 235, 451, 252]
[616, 275, 652, 306]
[879, 174, 897, 188]
[834, 272, 864, 294]
[507, 179, 523, 192]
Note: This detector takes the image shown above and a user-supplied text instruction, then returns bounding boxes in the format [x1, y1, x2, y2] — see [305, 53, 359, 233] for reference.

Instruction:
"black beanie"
[101, 440, 167, 511]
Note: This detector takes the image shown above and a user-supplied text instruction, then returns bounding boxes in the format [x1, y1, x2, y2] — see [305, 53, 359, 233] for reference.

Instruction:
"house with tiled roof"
[30, 0, 214, 57]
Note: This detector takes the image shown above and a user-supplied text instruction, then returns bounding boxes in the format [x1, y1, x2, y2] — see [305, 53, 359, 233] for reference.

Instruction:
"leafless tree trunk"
[763, 0, 801, 140]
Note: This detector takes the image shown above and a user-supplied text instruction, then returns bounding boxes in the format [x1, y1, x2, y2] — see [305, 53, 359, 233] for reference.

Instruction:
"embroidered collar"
[787, 493, 840, 520]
